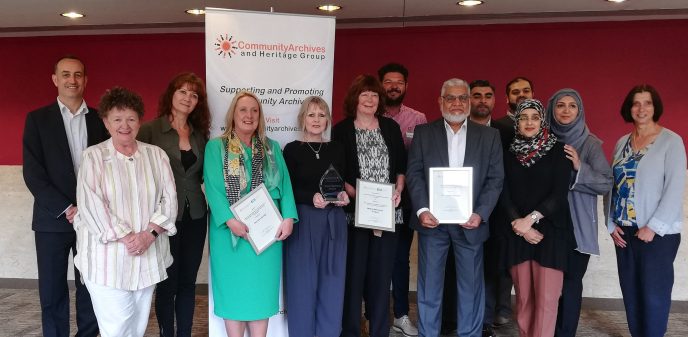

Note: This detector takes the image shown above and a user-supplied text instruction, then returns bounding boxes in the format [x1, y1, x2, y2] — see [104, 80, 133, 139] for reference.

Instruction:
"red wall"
[2, 20, 687, 164]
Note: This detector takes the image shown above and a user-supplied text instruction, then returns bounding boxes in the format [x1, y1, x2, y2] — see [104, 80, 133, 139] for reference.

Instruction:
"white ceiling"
[2, 0, 688, 36]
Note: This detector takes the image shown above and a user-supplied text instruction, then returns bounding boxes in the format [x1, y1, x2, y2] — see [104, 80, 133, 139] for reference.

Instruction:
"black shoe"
[440, 327, 457, 336]
[482, 324, 495, 337]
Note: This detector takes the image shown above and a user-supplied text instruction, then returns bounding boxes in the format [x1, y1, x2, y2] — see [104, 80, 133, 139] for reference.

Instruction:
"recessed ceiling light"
[317, 4, 342, 12]
[458, 0, 484, 6]
[185, 9, 206, 15]
[607, 0, 626, 2]
[60, 12, 84, 19]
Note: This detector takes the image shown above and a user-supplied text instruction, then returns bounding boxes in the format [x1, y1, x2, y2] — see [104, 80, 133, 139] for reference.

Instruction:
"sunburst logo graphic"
[214, 34, 238, 58]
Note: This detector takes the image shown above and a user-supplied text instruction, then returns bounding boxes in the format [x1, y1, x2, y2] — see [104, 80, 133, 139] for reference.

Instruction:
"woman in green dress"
[203, 90, 298, 337]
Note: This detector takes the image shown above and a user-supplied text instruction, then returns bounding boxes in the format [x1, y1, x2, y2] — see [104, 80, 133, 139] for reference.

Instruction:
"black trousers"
[554, 249, 590, 337]
[391, 211, 414, 318]
[483, 235, 513, 325]
[155, 207, 208, 337]
[341, 226, 398, 337]
[35, 231, 98, 337]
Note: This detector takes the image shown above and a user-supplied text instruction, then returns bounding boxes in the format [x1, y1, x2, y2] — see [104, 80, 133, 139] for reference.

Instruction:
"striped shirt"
[74, 139, 178, 290]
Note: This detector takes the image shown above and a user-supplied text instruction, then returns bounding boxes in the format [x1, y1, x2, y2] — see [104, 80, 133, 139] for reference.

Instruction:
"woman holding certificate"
[204, 91, 298, 337]
[283, 96, 349, 337]
[499, 99, 573, 337]
[332, 75, 406, 337]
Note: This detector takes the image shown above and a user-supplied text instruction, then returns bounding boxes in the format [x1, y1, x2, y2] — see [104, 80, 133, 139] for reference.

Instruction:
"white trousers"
[84, 280, 155, 337]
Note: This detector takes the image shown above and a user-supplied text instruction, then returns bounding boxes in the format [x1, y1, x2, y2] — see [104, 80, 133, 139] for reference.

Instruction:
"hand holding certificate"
[229, 183, 283, 255]
[429, 168, 473, 224]
[354, 179, 395, 232]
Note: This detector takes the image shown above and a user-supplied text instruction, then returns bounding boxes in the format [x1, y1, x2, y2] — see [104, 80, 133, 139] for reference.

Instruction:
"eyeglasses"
[442, 94, 469, 103]
[517, 115, 542, 122]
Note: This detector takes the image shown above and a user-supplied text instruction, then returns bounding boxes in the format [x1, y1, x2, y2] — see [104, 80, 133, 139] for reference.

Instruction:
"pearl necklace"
[305, 141, 323, 159]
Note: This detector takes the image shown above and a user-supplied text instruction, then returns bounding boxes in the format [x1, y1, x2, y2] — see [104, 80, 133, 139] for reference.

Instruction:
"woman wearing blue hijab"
[545, 89, 612, 337]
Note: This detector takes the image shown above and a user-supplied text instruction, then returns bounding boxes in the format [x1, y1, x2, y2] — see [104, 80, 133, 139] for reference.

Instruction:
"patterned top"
[74, 139, 178, 290]
[611, 137, 647, 227]
[355, 128, 403, 224]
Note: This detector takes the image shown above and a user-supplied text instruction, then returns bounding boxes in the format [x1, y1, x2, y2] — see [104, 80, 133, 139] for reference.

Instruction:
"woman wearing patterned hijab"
[498, 98, 574, 337]
[203, 91, 298, 337]
[545, 89, 612, 337]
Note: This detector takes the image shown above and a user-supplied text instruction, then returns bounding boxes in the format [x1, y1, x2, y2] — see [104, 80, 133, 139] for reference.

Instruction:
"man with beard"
[492, 77, 534, 149]
[377, 62, 426, 337]
[406, 78, 503, 337]
[469, 80, 496, 126]
[469, 80, 513, 335]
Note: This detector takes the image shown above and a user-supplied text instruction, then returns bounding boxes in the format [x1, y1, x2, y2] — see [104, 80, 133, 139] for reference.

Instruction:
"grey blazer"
[406, 118, 504, 244]
[138, 117, 207, 220]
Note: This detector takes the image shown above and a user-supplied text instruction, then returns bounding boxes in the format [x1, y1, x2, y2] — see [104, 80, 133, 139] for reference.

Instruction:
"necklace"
[305, 141, 323, 159]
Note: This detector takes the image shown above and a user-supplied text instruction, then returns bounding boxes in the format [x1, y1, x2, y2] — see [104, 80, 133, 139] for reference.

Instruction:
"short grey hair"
[440, 78, 470, 96]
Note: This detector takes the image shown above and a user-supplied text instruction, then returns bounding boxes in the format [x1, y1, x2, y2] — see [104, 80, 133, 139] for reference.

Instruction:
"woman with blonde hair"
[204, 91, 298, 337]
[283, 96, 349, 337]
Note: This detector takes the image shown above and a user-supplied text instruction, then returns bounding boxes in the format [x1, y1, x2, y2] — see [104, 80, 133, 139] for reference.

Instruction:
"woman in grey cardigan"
[545, 89, 612, 337]
[607, 84, 685, 337]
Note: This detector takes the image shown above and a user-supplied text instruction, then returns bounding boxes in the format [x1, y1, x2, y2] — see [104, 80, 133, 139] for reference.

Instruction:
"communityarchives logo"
[214, 34, 238, 58]
[212, 33, 327, 61]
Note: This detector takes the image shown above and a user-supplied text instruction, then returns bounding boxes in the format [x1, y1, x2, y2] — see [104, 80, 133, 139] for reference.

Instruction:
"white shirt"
[57, 98, 89, 173]
[74, 140, 178, 290]
[444, 119, 467, 168]
[417, 119, 469, 217]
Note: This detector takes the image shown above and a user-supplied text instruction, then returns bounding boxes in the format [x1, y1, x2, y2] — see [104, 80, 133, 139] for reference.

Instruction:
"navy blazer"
[23, 102, 109, 232]
[406, 118, 504, 244]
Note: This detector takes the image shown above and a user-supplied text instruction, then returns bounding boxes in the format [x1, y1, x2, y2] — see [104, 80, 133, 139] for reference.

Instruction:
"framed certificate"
[229, 183, 283, 255]
[429, 167, 473, 224]
[354, 179, 395, 232]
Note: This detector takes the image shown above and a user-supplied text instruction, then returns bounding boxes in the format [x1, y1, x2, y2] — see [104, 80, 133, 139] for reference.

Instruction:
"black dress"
[499, 142, 574, 272]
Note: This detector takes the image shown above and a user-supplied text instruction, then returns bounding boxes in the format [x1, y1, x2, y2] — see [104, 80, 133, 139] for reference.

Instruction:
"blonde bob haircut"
[297, 96, 332, 140]
[221, 90, 269, 151]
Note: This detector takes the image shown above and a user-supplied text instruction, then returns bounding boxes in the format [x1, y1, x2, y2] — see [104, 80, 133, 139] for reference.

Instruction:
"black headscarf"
[509, 99, 558, 167]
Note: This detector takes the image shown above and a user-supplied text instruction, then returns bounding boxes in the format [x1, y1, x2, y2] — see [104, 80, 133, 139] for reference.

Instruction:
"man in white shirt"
[406, 78, 504, 337]
[23, 55, 108, 337]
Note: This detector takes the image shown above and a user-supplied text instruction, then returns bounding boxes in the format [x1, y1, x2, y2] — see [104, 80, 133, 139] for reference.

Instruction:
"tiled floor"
[2, 288, 688, 336]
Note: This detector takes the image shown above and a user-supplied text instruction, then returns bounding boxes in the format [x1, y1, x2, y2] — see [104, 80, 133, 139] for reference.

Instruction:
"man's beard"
[442, 111, 468, 124]
[385, 90, 405, 106]
[509, 96, 527, 112]
[471, 105, 492, 118]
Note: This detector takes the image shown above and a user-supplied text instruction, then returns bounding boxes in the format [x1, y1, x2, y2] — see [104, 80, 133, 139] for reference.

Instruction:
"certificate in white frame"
[229, 183, 283, 255]
[429, 167, 473, 224]
[354, 179, 395, 232]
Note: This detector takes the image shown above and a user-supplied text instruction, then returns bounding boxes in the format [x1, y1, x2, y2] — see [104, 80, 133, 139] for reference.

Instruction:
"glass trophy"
[319, 164, 344, 201]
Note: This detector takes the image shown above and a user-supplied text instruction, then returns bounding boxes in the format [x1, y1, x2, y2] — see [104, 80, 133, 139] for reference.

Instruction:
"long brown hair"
[158, 72, 211, 139]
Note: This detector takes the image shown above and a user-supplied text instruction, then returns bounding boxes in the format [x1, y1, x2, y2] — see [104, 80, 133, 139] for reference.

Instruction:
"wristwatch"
[149, 228, 159, 238]
[529, 213, 539, 223]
